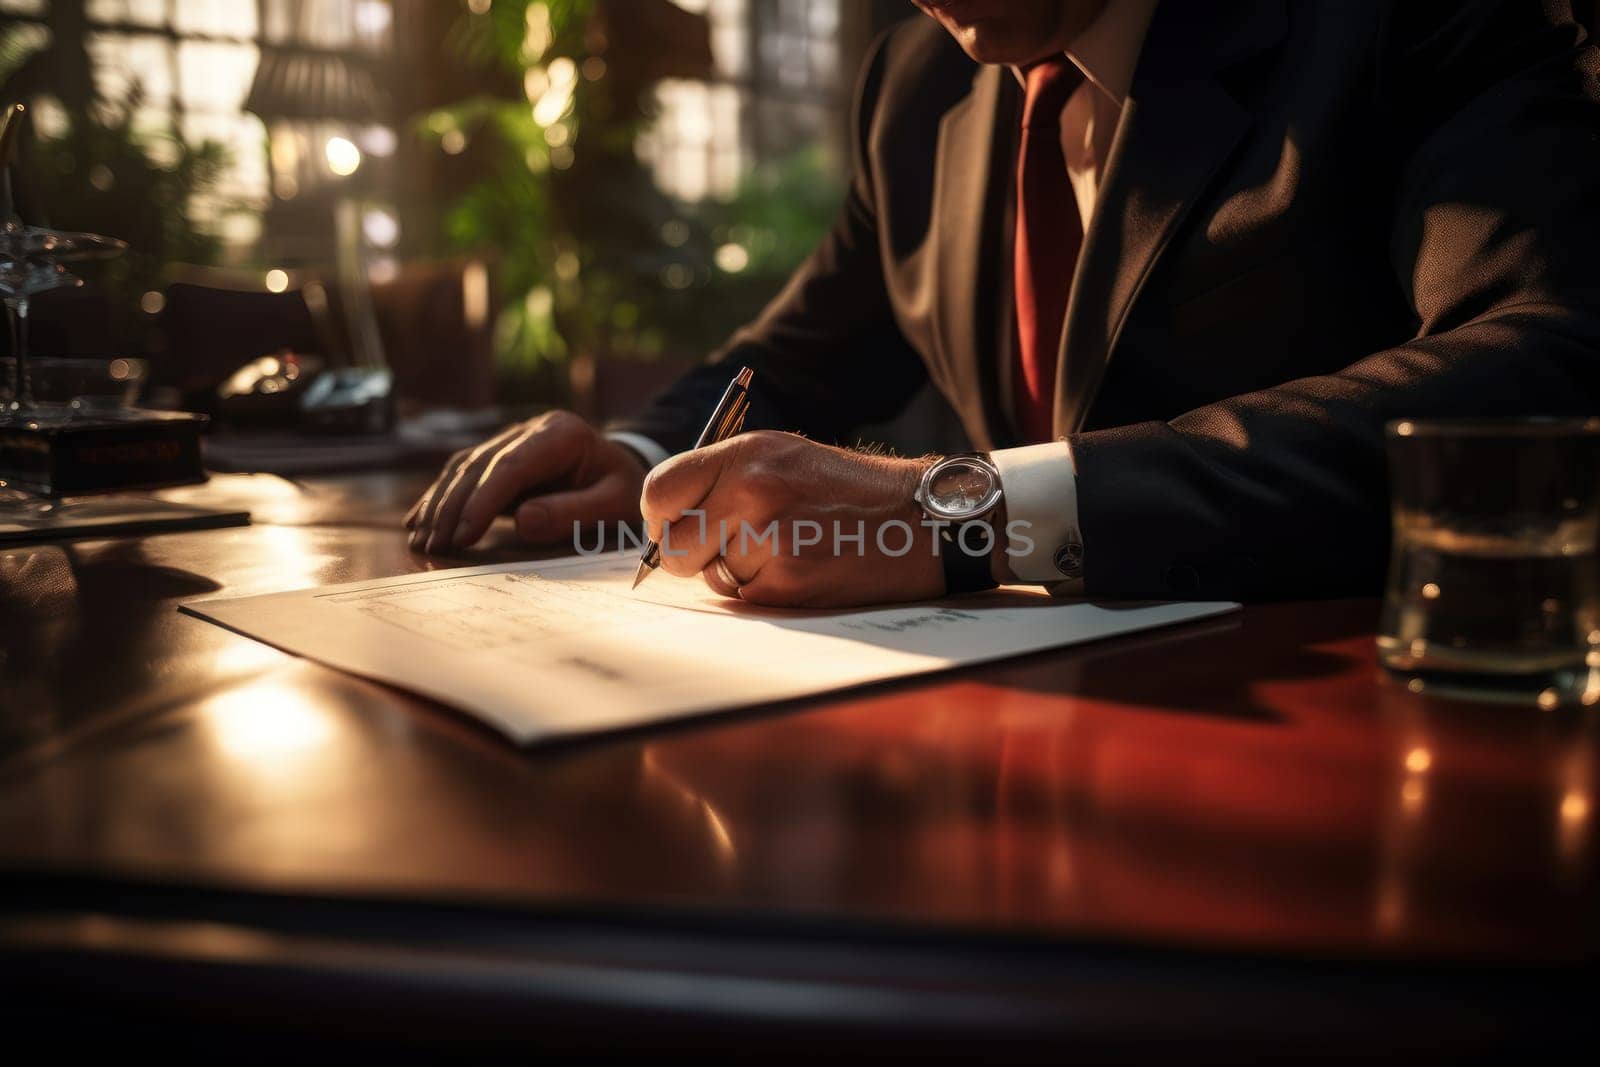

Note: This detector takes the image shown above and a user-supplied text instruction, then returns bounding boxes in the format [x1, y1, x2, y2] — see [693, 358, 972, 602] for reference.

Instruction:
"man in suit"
[407, 0, 1600, 607]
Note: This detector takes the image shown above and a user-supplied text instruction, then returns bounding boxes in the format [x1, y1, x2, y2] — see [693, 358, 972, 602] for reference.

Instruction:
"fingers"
[636, 438, 736, 578]
[639, 437, 743, 542]
[410, 424, 522, 533]
[654, 510, 727, 578]
[417, 438, 510, 553]
[408, 415, 588, 553]
[408, 436, 503, 551]
[700, 554, 753, 600]
[636, 430, 943, 609]
[450, 421, 582, 549]
[513, 475, 633, 546]
[407, 449, 472, 533]
[732, 565, 810, 608]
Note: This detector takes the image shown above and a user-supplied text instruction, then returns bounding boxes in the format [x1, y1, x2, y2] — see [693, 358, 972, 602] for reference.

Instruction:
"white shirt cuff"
[606, 431, 672, 471]
[990, 440, 1085, 594]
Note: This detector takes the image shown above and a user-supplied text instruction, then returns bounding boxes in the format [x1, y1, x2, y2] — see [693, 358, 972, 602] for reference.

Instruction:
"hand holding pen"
[632, 366, 753, 588]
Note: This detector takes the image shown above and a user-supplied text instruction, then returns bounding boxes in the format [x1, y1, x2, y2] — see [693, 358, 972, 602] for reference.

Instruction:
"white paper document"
[183, 550, 1238, 744]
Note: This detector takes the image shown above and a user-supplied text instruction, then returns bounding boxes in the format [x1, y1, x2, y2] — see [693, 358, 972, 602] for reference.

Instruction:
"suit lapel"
[1055, 0, 1287, 435]
[930, 64, 1018, 450]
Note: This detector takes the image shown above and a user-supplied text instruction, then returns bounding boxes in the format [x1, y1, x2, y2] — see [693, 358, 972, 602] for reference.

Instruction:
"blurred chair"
[154, 283, 321, 407]
[155, 258, 499, 417]
[333, 258, 499, 413]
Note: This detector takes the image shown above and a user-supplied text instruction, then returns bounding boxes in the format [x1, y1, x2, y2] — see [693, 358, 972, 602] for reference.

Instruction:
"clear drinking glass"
[1378, 418, 1600, 705]
[0, 219, 126, 421]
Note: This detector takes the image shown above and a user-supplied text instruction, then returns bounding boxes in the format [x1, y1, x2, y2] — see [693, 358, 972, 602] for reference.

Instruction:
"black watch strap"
[938, 520, 1000, 595]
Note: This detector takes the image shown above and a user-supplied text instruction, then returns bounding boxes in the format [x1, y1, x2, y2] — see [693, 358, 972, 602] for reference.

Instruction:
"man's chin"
[953, 26, 1056, 64]
[919, 8, 1062, 66]
[945, 23, 1035, 65]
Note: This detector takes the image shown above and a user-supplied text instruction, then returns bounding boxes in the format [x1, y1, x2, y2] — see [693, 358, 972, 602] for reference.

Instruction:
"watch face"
[925, 458, 1000, 520]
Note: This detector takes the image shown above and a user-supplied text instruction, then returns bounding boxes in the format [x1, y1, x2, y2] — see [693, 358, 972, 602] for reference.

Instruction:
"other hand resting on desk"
[405, 410, 646, 556]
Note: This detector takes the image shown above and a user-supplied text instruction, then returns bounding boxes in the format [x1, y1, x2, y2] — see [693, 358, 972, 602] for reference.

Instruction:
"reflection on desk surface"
[0, 471, 1594, 976]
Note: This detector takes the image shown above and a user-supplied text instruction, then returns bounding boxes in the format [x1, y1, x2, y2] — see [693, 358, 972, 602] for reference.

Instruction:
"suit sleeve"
[605, 31, 928, 455]
[1070, 1, 1600, 602]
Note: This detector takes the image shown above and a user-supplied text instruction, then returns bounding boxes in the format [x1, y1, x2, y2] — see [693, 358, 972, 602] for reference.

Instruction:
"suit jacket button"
[1054, 541, 1084, 578]
[1164, 564, 1200, 594]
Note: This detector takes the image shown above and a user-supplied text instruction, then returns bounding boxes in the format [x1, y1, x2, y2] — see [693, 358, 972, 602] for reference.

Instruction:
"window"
[4, 0, 397, 257]
[637, 0, 844, 203]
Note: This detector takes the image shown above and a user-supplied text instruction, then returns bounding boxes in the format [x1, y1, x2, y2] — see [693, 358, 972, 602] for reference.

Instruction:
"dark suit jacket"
[610, 0, 1600, 601]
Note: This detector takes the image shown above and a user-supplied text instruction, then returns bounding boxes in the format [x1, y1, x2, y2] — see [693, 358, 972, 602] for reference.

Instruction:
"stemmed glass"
[0, 223, 128, 520]
[0, 219, 127, 422]
[0, 104, 138, 515]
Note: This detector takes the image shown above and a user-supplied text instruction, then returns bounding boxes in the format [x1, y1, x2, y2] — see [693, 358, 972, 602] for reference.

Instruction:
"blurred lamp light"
[325, 136, 362, 176]
[140, 291, 166, 315]
[368, 256, 399, 285]
[441, 129, 467, 155]
[582, 57, 607, 81]
[714, 243, 750, 273]
[469, 0, 493, 15]
[359, 125, 398, 157]
[550, 145, 574, 169]
[544, 123, 570, 147]
[362, 207, 400, 248]
[354, 0, 393, 37]
[265, 269, 290, 294]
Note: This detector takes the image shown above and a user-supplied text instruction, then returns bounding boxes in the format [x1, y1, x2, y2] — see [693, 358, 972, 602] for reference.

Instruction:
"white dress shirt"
[612, 0, 1159, 591]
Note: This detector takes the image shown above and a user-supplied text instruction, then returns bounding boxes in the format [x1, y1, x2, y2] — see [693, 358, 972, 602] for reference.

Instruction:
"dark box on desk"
[0, 409, 208, 496]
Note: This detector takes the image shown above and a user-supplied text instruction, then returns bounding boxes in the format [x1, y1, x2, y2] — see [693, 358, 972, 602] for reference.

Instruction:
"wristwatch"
[913, 452, 1003, 594]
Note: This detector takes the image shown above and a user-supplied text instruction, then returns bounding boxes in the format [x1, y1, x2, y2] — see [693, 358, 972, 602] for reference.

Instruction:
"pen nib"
[631, 560, 652, 590]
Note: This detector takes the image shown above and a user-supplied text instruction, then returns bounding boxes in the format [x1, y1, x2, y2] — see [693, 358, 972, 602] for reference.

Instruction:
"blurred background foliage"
[1, 16, 230, 350]
[0, 0, 884, 410]
[423, 0, 840, 381]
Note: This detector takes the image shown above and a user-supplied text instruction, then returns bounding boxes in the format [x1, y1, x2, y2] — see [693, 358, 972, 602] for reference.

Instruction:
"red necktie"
[1013, 59, 1084, 444]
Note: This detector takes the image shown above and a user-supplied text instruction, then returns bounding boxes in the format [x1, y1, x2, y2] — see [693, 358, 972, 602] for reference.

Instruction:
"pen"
[632, 365, 754, 589]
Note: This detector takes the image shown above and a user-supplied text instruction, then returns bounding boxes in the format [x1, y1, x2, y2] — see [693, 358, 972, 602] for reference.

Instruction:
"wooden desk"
[1, 471, 1595, 1055]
